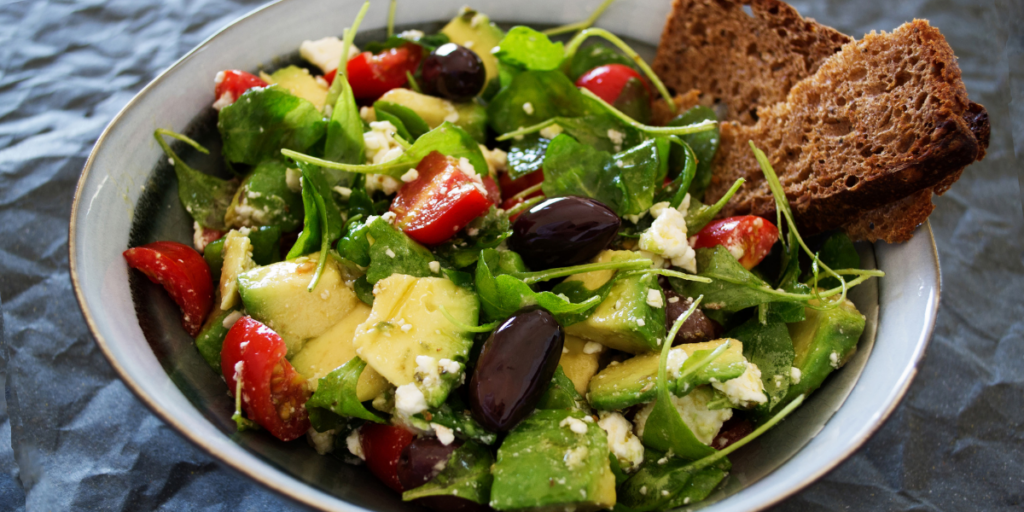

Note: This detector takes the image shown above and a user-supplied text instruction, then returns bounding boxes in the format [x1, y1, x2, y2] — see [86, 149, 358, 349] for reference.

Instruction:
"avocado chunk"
[490, 409, 615, 511]
[216, 229, 256, 312]
[440, 8, 504, 85]
[559, 335, 602, 395]
[783, 297, 866, 404]
[261, 65, 328, 110]
[289, 303, 391, 402]
[224, 159, 304, 232]
[237, 254, 362, 355]
[587, 338, 748, 411]
[351, 274, 479, 407]
[563, 250, 666, 354]
[377, 88, 487, 143]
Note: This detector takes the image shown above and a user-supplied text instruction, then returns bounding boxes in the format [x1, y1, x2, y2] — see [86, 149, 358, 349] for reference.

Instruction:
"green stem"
[282, 149, 395, 176]
[441, 305, 501, 333]
[504, 195, 545, 217]
[325, 2, 370, 111]
[155, 129, 210, 154]
[495, 118, 559, 141]
[512, 258, 653, 284]
[579, 88, 715, 135]
[682, 394, 805, 472]
[659, 295, 703, 387]
[405, 70, 422, 93]
[621, 268, 712, 283]
[231, 365, 259, 432]
[542, 0, 617, 36]
[565, 28, 676, 112]
[510, 183, 544, 201]
[387, 0, 397, 37]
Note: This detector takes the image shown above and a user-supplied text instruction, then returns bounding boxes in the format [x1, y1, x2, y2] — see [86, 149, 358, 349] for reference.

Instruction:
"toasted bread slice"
[653, 0, 851, 125]
[699, 20, 988, 241]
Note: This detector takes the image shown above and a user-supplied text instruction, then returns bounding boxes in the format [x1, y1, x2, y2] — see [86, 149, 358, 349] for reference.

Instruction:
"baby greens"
[219, 86, 325, 166]
[155, 129, 237, 230]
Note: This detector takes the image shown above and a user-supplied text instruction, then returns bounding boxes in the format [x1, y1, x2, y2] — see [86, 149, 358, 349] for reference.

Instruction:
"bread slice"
[653, 0, 851, 125]
[699, 19, 989, 241]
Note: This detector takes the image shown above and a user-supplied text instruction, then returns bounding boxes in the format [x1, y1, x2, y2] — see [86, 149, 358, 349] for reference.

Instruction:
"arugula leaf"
[486, 70, 593, 135]
[283, 122, 488, 178]
[305, 357, 385, 424]
[726, 317, 795, 411]
[535, 365, 591, 412]
[541, 135, 668, 216]
[374, 100, 430, 140]
[506, 134, 549, 180]
[352, 275, 374, 306]
[673, 343, 748, 397]
[474, 249, 603, 323]
[568, 40, 638, 80]
[493, 26, 565, 71]
[554, 113, 647, 153]
[295, 162, 344, 291]
[618, 455, 729, 511]
[668, 106, 720, 200]
[155, 129, 237, 230]
[401, 441, 494, 505]
[323, 78, 365, 174]
[219, 86, 326, 166]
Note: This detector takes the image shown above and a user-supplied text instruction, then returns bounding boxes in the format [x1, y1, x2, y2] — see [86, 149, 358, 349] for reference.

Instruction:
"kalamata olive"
[421, 43, 486, 101]
[663, 288, 722, 344]
[469, 307, 564, 432]
[398, 437, 493, 512]
[507, 196, 620, 271]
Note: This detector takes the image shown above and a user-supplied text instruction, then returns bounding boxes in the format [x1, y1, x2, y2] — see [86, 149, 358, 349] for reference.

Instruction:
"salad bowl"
[69, 0, 941, 510]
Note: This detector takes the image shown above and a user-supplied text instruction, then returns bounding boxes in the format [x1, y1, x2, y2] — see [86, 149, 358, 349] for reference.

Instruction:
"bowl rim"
[68, 1, 942, 510]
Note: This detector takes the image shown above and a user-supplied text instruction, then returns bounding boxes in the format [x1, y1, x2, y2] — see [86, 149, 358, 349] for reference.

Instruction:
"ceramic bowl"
[69, 0, 941, 510]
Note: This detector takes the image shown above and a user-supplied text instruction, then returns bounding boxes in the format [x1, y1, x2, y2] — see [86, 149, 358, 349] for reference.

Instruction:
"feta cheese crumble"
[522, 102, 534, 115]
[646, 289, 664, 308]
[429, 261, 441, 273]
[634, 387, 732, 445]
[346, 428, 365, 460]
[299, 37, 358, 73]
[582, 341, 604, 355]
[431, 423, 456, 445]
[308, 427, 337, 455]
[666, 348, 688, 378]
[563, 446, 589, 470]
[285, 167, 302, 192]
[540, 123, 564, 139]
[711, 362, 768, 408]
[400, 169, 419, 182]
[598, 412, 644, 472]
[559, 416, 589, 435]
[790, 367, 802, 384]
[638, 198, 698, 273]
[394, 383, 429, 418]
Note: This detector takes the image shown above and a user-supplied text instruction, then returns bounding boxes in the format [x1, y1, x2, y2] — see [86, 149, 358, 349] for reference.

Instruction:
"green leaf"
[554, 113, 647, 154]
[323, 78, 365, 174]
[486, 70, 593, 135]
[374, 100, 431, 140]
[431, 206, 511, 268]
[493, 26, 565, 71]
[287, 180, 322, 260]
[656, 137, 697, 209]
[154, 130, 237, 230]
[541, 135, 668, 216]
[412, 396, 497, 446]
[667, 106, 720, 200]
[474, 249, 603, 323]
[535, 365, 591, 412]
[226, 159, 304, 232]
[296, 162, 345, 291]
[726, 317, 795, 411]
[612, 77, 652, 125]
[673, 246, 801, 313]
[684, 177, 745, 233]
[364, 217, 438, 284]
[618, 455, 729, 511]
[353, 275, 374, 305]
[568, 41, 638, 80]
[219, 86, 326, 166]
[810, 231, 861, 289]
[506, 134, 549, 180]
[402, 441, 494, 505]
[306, 357, 386, 424]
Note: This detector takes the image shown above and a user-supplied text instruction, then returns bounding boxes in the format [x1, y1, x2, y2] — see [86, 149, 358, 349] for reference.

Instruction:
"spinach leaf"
[493, 26, 564, 71]
[225, 158, 304, 232]
[809, 231, 860, 289]
[352, 275, 374, 306]
[411, 396, 497, 446]
[554, 113, 646, 153]
[155, 129, 237, 230]
[474, 249, 602, 323]
[726, 317, 795, 411]
[506, 134, 549, 180]
[374, 100, 430, 140]
[668, 106, 719, 200]
[486, 71, 593, 135]
[287, 179, 321, 260]
[618, 455, 730, 512]
[672, 246, 802, 313]
[338, 216, 438, 283]
[402, 441, 494, 505]
[306, 357, 386, 424]
[656, 138, 697, 209]
[613, 77, 652, 125]
[431, 206, 511, 268]
[323, 78, 365, 174]
[541, 135, 668, 217]
[336, 218, 371, 266]
[536, 365, 590, 412]
[568, 41, 638, 80]
[372, 108, 413, 142]
[219, 85, 326, 166]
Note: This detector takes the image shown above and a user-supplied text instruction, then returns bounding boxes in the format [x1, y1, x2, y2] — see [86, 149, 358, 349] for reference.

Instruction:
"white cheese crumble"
[634, 387, 732, 445]
[401, 169, 419, 182]
[429, 261, 441, 273]
[563, 446, 589, 470]
[308, 427, 337, 455]
[221, 310, 244, 329]
[479, 145, 508, 176]
[668, 296, 680, 304]
[539, 123, 564, 140]
[394, 383, 429, 418]
[598, 412, 644, 472]
[385, 248, 396, 258]
[791, 367, 803, 384]
[381, 211, 397, 222]
[712, 362, 768, 408]
[666, 348, 688, 378]
[333, 186, 352, 199]
[582, 341, 604, 355]
[522, 102, 534, 115]
[212, 91, 234, 111]
[638, 198, 697, 273]
[346, 428, 365, 460]
[284, 167, 302, 192]
[559, 416, 589, 435]
[414, 355, 444, 395]
[637, 318, 646, 327]
[397, 29, 425, 39]
[646, 289, 664, 308]
[364, 121, 405, 165]
[606, 129, 625, 151]
[829, 351, 840, 368]
[359, 105, 376, 123]
[438, 358, 461, 375]
[431, 423, 456, 446]
[299, 36, 357, 73]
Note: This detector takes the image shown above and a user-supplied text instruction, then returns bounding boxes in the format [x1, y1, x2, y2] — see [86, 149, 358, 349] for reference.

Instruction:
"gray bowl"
[69, 0, 941, 510]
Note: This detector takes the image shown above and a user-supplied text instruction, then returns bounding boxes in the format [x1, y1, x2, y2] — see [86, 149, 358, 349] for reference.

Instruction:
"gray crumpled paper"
[0, 0, 1022, 511]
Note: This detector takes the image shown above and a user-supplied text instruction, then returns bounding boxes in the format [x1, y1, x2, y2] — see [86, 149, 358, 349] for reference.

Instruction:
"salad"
[124, 2, 884, 510]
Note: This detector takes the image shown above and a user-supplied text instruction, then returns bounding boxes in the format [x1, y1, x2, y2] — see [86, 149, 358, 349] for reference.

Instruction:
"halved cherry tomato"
[346, 43, 422, 100]
[481, 175, 502, 206]
[123, 241, 213, 337]
[692, 215, 779, 270]
[221, 317, 310, 442]
[575, 64, 651, 104]
[214, 70, 268, 105]
[389, 151, 494, 245]
[360, 423, 417, 492]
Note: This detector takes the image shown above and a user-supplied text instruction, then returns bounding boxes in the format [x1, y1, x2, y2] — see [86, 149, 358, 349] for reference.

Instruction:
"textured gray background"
[1, 0, 1022, 510]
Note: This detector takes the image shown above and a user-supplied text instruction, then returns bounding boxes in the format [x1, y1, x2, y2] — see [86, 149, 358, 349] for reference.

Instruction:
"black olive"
[507, 196, 621, 271]
[663, 287, 722, 344]
[469, 307, 564, 432]
[398, 437, 491, 512]
[420, 43, 486, 101]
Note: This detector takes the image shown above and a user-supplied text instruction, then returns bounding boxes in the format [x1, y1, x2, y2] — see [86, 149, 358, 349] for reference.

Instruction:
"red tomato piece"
[346, 44, 422, 100]
[575, 64, 650, 104]
[123, 241, 213, 336]
[498, 169, 544, 201]
[214, 70, 268, 105]
[324, 68, 337, 86]
[692, 215, 779, 270]
[221, 317, 310, 442]
[389, 151, 494, 245]
[196, 227, 225, 253]
[360, 423, 417, 492]
[481, 175, 502, 206]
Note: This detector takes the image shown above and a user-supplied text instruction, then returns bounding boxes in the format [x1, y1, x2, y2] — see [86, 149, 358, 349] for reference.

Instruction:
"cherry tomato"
[481, 175, 502, 206]
[221, 317, 310, 442]
[324, 69, 337, 86]
[346, 44, 422, 100]
[692, 215, 779, 270]
[575, 64, 650, 104]
[360, 423, 417, 492]
[389, 151, 494, 245]
[123, 241, 213, 337]
[214, 70, 267, 105]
